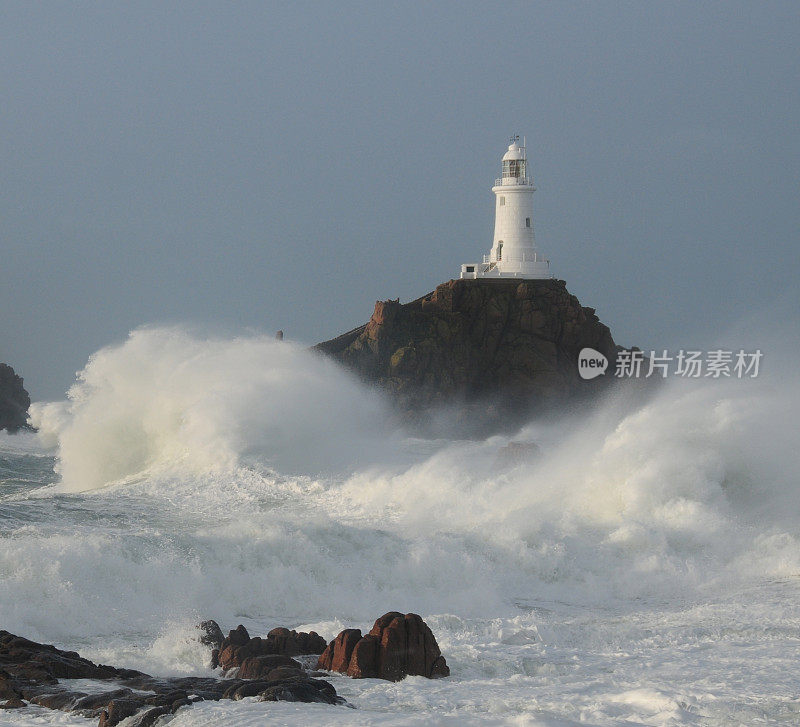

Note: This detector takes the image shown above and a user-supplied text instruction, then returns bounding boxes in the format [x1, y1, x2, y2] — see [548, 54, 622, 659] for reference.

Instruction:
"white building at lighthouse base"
[460, 138, 552, 280]
[460, 251, 551, 279]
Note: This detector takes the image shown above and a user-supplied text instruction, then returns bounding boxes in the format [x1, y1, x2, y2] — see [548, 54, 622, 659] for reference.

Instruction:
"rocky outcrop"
[0, 364, 30, 432]
[0, 629, 343, 724]
[315, 278, 617, 432]
[317, 612, 449, 681]
[213, 624, 327, 673]
[264, 626, 328, 658]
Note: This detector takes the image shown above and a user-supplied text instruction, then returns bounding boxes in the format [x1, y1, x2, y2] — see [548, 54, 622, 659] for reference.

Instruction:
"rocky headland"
[0, 364, 30, 433]
[316, 278, 619, 433]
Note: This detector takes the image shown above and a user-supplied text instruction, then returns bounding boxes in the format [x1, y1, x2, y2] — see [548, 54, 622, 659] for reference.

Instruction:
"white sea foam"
[16, 326, 800, 620]
[4, 326, 800, 724]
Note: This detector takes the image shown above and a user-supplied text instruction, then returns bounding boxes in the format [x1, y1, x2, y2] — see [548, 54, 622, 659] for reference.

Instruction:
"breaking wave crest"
[29, 327, 391, 491]
[8, 325, 799, 650]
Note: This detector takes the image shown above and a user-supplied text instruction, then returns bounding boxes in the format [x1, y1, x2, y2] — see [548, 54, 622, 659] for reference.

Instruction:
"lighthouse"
[460, 136, 551, 279]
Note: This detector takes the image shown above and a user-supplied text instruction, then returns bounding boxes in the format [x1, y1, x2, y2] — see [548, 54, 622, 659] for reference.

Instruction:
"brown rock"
[0, 632, 122, 682]
[318, 613, 449, 682]
[216, 624, 328, 672]
[430, 655, 450, 678]
[0, 698, 25, 709]
[128, 705, 171, 727]
[31, 691, 83, 709]
[216, 629, 263, 672]
[265, 665, 305, 681]
[0, 629, 345, 720]
[227, 625, 250, 647]
[97, 698, 142, 727]
[317, 629, 362, 673]
[225, 681, 273, 700]
[216, 644, 237, 671]
[237, 655, 300, 680]
[142, 689, 189, 707]
[345, 635, 380, 679]
[374, 615, 405, 681]
[73, 689, 133, 710]
[266, 627, 327, 656]
[258, 677, 340, 704]
[369, 612, 450, 680]
[266, 627, 294, 652]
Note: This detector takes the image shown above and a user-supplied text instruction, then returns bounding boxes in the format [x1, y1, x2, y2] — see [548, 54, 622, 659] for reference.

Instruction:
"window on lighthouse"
[497, 242, 503, 260]
[526, 217, 531, 227]
[502, 159, 526, 179]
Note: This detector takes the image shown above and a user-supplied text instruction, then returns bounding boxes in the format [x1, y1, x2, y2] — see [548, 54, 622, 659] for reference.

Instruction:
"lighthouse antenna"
[522, 136, 527, 183]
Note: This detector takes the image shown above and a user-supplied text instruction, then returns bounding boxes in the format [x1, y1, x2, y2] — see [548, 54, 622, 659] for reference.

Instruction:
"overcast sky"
[2, 1, 798, 400]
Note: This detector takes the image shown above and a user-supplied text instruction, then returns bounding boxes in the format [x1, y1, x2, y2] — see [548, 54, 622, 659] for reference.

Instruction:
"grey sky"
[2, 1, 798, 400]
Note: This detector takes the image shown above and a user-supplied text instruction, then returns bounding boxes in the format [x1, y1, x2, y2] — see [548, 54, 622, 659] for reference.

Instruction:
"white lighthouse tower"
[460, 136, 551, 279]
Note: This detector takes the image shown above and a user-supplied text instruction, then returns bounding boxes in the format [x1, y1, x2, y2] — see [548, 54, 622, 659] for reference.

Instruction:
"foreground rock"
[318, 612, 449, 681]
[213, 623, 327, 674]
[0, 629, 342, 725]
[0, 363, 30, 433]
[315, 278, 618, 434]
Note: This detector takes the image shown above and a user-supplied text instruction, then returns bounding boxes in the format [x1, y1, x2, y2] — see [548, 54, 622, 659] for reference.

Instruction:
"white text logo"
[578, 348, 609, 379]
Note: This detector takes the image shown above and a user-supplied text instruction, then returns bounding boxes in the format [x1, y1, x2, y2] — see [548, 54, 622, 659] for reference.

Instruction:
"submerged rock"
[318, 612, 450, 681]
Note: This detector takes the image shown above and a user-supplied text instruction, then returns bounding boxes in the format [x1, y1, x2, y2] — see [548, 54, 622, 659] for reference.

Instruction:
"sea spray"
[29, 327, 392, 491]
[7, 326, 796, 635]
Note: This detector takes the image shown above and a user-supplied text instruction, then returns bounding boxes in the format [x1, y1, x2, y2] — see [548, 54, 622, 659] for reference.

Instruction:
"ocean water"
[2, 327, 799, 726]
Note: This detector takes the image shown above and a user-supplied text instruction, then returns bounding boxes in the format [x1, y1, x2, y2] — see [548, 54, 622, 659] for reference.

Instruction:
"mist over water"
[4, 326, 800, 724]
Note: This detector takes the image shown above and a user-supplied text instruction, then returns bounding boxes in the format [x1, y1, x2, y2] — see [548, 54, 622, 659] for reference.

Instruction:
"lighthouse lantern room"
[460, 136, 551, 279]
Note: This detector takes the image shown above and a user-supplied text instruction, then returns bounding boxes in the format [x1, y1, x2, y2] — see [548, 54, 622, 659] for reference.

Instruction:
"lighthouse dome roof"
[502, 142, 525, 161]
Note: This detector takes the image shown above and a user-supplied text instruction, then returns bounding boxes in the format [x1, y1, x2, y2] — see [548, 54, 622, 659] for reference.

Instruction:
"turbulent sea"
[2, 327, 799, 726]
